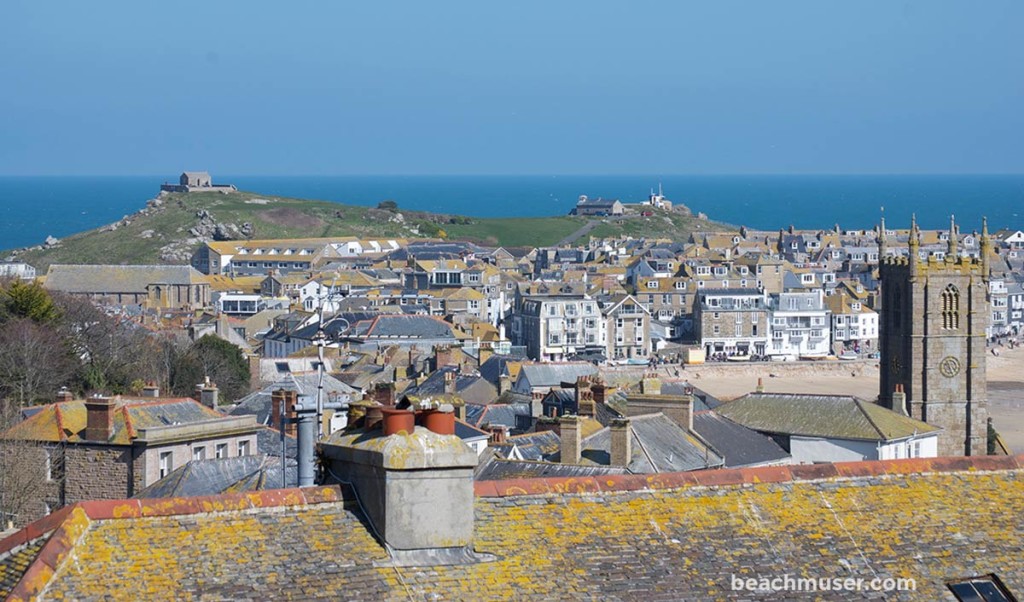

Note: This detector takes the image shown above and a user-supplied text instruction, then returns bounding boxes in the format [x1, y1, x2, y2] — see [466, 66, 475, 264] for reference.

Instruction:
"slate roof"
[505, 430, 562, 459]
[464, 403, 532, 433]
[402, 366, 498, 405]
[718, 392, 942, 442]
[517, 363, 598, 388]
[5, 456, 1024, 600]
[135, 455, 296, 498]
[2, 398, 226, 445]
[230, 373, 356, 426]
[478, 352, 529, 386]
[0, 535, 48, 600]
[474, 457, 630, 481]
[660, 382, 721, 411]
[576, 413, 725, 473]
[44, 265, 205, 294]
[348, 314, 456, 340]
[692, 411, 791, 468]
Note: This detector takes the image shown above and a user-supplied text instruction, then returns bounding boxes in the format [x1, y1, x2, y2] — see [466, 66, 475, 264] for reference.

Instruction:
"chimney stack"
[196, 377, 218, 409]
[434, 344, 456, 370]
[371, 382, 396, 406]
[271, 389, 298, 437]
[444, 369, 458, 395]
[141, 382, 160, 398]
[893, 383, 908, 417]
[486, 424, 508, 445]
[55, 387, 74, 403]
[610, 418, 632, 467]
[319, 420, 486, 566]
[640, 372, 662, 395]
[477, 342, 494, 367]
[84, 395, 116, 442]
[592, 379, 607, 407]
[575, 376, 595, 417]
[498, 373, 511, 394]
[559, 415, 582, 464]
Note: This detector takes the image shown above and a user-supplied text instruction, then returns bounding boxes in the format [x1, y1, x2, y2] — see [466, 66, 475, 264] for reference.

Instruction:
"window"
[910, 440, 921, 458]
[239, 440, 251, 457]
[646, 280, 658, 289]
[159, 451, 173, 478]
[193, 447, 206, 461]
[216, 443, 228, 459]
[713, 312, 720, 320]
[713, 325, 720, 335]
[942, 284, 961, 330]
[948, 575, 1015, 602]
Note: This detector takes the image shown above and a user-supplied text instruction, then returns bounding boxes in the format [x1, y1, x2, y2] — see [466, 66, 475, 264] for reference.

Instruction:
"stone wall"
[63, 446, 134, 505]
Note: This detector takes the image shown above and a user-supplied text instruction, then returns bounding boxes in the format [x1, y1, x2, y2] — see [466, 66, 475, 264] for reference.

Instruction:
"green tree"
[0, 280, 60, 325]
[171, 335, 250, 403]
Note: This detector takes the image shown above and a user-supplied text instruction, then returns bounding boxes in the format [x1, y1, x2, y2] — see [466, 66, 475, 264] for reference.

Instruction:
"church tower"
[878, 216, 989, 456]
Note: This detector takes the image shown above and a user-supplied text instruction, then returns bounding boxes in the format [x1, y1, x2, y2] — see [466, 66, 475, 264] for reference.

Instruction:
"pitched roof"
[44, 265, 206, 294]
[1, 398, 228, 445]
[718, 392, 941, 442]
[5, 456, 1024, 599]
[474, 457, 630, 481]
[576, 413, 725, 473]
[517, 363, 598, 388]
[692, 411, 791, 468]
[134, 455, 295, 498]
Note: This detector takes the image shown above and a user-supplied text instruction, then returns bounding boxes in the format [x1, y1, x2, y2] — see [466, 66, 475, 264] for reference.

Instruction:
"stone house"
[43, 264, 210, 310]
[599, 294, 652, 361]
[695, 288, 769, 358]
[0, 394, 260, 525]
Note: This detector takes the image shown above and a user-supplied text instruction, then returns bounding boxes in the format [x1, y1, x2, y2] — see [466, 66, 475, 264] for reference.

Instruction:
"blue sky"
[1, 1, 1021, 175]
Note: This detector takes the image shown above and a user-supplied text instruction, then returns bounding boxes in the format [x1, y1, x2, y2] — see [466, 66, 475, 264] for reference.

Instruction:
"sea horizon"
[2, 173, 1022, 252]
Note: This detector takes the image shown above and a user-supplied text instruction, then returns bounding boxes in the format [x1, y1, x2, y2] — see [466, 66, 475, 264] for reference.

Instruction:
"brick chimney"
[610, 418, 632, 467]
[534, 416, 560, 435]
[486, 424, 508, 445]
[559, 415, 581, 464]
[498, 373, 511, 394]
[271, 389, 298, 437]
[575, 376, 595, 417]
[55, 387, 74, 403]
[141, 382, 160, 397]
[477, 342, 494, 367]
[371, 382, 396, 406]
[627, 393, 693, 432]
[434, 344, 456, 370]
[592, 379, 607, 407]
[84, 395, 116, 442]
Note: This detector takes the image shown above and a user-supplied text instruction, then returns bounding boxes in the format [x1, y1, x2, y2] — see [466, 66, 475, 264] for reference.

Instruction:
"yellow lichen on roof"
[30, 469, 1024, 600]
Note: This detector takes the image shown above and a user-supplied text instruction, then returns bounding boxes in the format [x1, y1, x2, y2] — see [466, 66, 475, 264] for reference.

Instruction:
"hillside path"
[556, 219, 598, 246]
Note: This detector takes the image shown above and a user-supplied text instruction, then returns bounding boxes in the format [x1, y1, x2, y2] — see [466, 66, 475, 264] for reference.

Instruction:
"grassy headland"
[8, 189, 729, 269]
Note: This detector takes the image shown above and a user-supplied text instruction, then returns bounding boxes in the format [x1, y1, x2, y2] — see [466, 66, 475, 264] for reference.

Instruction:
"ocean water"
[1, 174, 1022, 251]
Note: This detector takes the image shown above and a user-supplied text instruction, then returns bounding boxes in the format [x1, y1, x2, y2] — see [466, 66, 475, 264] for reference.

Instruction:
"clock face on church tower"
[939, 356, 962, 378]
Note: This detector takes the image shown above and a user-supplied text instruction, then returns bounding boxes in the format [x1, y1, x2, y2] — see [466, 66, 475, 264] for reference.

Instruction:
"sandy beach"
[666, 346, 1024, 452]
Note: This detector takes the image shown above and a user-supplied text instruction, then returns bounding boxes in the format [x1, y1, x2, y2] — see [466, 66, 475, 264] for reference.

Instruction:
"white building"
[768, 290, 831, 360]
[0, 262, 36, 280]
[719, 393, 942, 464]
[825, 291, 878, 354]
[511, 293, 605, 361]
